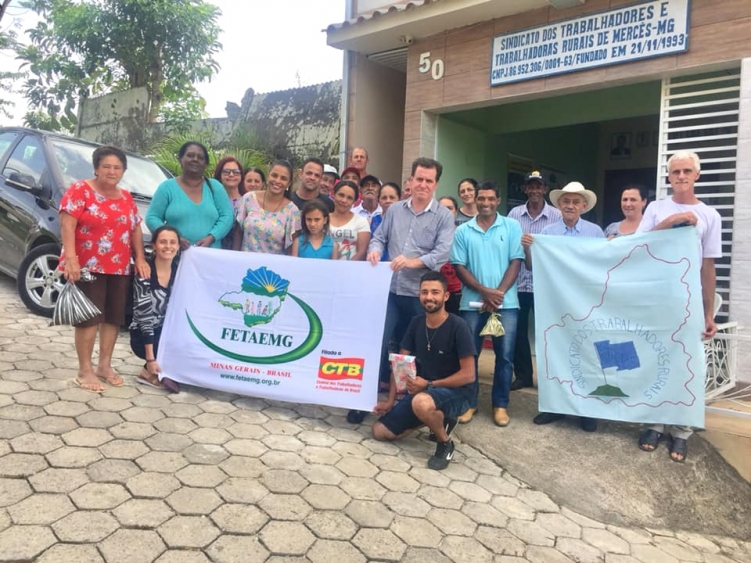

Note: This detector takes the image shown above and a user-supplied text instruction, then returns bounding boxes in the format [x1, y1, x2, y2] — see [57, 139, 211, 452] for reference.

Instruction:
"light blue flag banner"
[532, 228, 706, 428]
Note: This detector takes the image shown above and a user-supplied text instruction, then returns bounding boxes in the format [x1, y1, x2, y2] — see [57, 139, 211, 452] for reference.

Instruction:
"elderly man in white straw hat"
[521, 181, 605, 432]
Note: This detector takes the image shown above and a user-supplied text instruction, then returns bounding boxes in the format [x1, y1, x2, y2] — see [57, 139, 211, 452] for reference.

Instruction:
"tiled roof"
[325, 0, 439, 32]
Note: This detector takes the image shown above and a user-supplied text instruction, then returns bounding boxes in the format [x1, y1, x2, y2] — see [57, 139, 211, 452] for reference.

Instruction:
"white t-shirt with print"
[636, 197, 722, 259]
[330, 214, 370, 260]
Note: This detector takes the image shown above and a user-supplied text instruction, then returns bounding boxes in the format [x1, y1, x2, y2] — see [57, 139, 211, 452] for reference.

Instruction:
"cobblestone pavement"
[0, 276, 750, 563]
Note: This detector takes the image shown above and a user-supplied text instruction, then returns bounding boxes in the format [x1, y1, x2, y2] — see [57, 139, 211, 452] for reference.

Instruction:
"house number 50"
[418, 52, 445, 80]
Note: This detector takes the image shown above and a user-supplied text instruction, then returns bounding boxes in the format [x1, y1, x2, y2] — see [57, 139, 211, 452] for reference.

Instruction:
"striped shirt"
[507, 202, 562, 293]
[541, 218, 605, 238]
[368, 198, 455, 296]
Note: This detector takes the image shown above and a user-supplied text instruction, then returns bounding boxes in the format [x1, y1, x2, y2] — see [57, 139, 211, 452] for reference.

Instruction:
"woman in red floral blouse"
[59, 146, 149, 393]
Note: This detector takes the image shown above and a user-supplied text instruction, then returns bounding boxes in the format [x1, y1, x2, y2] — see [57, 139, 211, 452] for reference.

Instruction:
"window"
[2, 135, 46, 189]
[0, 132, 18, 162]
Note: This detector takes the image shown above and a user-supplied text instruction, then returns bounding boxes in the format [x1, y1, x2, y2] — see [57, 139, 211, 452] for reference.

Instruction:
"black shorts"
[75, 274, 132, 328]
[378, 386, 472, 436]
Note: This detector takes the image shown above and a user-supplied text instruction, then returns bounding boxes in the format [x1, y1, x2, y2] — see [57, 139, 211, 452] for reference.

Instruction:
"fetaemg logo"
[187, 266, 322, 364]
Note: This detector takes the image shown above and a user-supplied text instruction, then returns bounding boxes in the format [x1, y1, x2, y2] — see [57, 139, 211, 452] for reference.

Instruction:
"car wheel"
[17, 243, 65, 317]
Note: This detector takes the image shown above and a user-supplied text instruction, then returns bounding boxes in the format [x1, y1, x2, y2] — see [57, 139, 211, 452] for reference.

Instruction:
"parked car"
[0, 127, 171, 317]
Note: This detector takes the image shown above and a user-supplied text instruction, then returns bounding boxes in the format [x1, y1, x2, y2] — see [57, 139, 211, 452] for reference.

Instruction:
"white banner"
[158, 248, 393, 411]
[491, 0, 690, 86]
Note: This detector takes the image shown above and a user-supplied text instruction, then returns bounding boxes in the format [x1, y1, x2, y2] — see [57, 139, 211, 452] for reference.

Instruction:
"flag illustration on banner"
[590, 339, 640, 398]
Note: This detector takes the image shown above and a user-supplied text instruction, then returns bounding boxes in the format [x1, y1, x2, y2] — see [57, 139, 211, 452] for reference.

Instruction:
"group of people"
[58, 141, 720, 471]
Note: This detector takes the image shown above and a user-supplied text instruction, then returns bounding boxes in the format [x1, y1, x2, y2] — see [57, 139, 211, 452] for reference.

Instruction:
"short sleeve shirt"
[636, 197, 722, 259]
[237, 192, 301, 254]
[401, 313, 476, 388]
[291, 192, 335, 213]
[330, 214, 370, 260]
[450, 214, 525, 310]
[59, 181, 141, 275]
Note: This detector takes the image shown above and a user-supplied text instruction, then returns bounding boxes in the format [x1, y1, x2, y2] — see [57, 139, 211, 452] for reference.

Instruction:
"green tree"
[149, 131, 273, 178]
[0, 1, 23, 119]
[16, 0, 221, 131]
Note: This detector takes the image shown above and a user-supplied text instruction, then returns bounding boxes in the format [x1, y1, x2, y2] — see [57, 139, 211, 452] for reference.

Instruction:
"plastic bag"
[479, 312, 505, 337]
[50, 269, 101, 326]
[389, 353, 417, 393]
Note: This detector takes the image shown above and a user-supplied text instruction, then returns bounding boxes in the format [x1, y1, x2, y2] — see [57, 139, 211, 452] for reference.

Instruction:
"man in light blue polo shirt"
[451, 181, 524, 427]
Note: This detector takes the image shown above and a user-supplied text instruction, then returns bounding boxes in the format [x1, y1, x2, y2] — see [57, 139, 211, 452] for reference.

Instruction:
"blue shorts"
[378, 386, 472, 436]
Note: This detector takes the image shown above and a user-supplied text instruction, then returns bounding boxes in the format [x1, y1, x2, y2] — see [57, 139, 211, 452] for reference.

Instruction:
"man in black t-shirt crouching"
[372, 271, 477, 470]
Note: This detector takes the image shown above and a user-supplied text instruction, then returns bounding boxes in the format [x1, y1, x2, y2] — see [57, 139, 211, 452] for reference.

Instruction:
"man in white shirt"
[636, 150, 722, 463]
[353, 175, 382, 224]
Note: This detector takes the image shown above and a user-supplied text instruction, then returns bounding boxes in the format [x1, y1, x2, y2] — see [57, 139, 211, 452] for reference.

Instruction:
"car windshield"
[50, 138, 170, 198]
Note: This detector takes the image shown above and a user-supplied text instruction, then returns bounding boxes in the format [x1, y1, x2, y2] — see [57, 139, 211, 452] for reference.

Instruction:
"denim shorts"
[378, 386, 472, 436]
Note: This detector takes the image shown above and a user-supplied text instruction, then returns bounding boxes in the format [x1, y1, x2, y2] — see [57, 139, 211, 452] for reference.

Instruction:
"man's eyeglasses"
[222, 169, 242, 176]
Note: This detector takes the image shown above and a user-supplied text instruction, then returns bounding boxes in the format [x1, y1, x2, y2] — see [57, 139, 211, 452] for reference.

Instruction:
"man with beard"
[353, 174, 382, 224]
[507, 172, 561, 391]
[320, 165, 339, 197]
[291, 157, 334, 212]
[451, 181, 524, 427]
[372, 271, 476, 470]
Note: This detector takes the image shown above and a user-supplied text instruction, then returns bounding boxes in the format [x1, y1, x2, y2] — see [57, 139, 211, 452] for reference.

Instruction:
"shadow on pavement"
[455, 386, 751, 540]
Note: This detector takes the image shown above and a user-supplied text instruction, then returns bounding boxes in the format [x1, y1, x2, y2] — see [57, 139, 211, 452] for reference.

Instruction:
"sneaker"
[346, 410, 367, 424]
[428, 439, 454, 470]
[428, 418, 458, 442]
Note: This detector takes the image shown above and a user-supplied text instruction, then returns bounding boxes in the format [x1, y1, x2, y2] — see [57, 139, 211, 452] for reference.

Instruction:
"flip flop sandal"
[638, 429, 663, 452]
[97, 373, 124, 387]
[668, 436, 688, 463]
[137, 369, 163, 389]
[73, 377, 105, 393]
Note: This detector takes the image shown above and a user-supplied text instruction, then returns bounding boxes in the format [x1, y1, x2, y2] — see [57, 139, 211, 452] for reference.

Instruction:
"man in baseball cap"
[354, 174, 382, 224]
[320, 164, 339, 197]
[505, 172, 561, 395]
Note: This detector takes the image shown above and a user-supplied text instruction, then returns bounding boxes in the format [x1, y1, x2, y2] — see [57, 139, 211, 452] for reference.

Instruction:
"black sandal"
[638, 429, 663, 452]
[668, 435, 688, 463]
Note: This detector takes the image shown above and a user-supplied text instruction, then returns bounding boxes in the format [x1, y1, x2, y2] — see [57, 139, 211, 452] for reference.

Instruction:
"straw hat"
[549, 182, 597, 213]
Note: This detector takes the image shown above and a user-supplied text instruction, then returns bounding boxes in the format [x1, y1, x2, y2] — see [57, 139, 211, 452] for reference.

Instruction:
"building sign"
[490, 0, 690, 86]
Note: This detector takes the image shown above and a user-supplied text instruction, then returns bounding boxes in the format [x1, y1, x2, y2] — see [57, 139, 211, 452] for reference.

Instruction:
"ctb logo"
[318, 357, 365, 381]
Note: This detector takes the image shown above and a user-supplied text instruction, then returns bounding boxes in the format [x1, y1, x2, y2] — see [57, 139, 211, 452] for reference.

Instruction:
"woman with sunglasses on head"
[146, 141, 234, 251]
[214, 155, 245, 249]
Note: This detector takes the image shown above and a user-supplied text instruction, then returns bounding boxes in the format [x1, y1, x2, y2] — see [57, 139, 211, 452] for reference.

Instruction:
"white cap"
[323, 164, 339, 176]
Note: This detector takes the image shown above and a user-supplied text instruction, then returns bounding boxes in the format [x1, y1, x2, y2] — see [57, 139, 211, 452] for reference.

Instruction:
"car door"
[0, 134, 51, 273]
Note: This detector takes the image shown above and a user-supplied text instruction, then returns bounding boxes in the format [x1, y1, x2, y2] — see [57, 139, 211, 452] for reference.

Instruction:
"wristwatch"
[427, 381, 434, 390]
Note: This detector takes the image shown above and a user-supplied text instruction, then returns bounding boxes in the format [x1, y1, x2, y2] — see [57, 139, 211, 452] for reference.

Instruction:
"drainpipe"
[338, 0, 353, 170]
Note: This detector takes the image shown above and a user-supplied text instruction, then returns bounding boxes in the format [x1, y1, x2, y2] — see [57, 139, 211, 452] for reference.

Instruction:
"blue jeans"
[461, 309, 518, 409]
[379, 293, 422, 384]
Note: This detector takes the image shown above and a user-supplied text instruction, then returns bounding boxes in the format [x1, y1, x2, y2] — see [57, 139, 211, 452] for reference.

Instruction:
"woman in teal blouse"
[146, 142, 234, 249]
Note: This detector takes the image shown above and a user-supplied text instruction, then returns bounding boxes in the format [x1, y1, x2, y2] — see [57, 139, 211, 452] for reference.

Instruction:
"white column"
[729, 58, 751, 383]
